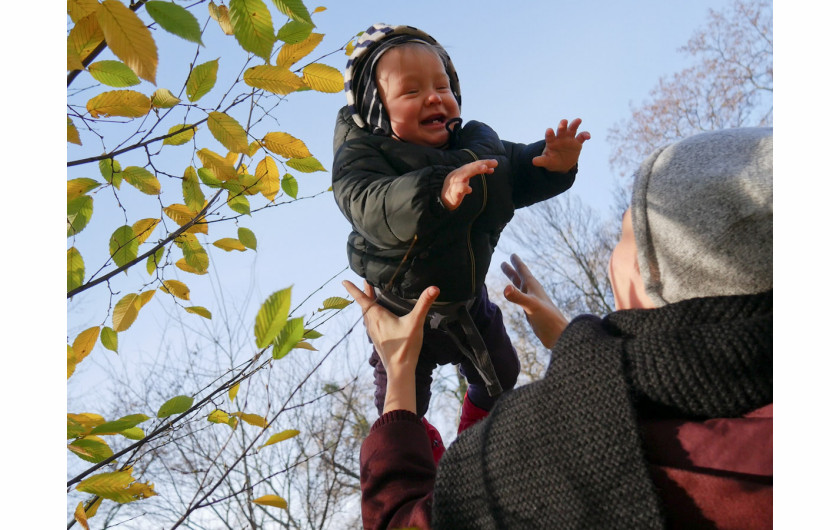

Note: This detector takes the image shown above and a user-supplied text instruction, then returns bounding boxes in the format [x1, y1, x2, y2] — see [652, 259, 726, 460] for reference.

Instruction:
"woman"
[345, 127, 773, 529]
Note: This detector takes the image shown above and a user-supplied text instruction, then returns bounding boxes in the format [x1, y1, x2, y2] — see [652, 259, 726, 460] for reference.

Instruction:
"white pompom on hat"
[631, 127, 773, 306]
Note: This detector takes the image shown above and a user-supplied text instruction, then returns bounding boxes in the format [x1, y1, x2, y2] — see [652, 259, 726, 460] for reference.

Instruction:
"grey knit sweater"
[431, 290, 772, 528]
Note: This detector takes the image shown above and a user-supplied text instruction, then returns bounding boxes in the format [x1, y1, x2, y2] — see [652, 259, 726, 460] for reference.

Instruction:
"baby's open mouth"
[421, 114, 446, 125]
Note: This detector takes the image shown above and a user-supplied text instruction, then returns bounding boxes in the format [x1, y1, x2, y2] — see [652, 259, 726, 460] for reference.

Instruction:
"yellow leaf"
[163, 203, 207, 234]
[160, 280, 190, 301]
[261, 429, 300, 448]
[197, 148, 236, 181]
[276, 32, 323, 68]
[86, 497, 103, 518]
[68, 13, 103, 65]
[131, 218, 159, 245]
[138, 289, 156, 309]
[76, 469, 157, 504]
[87, 90, 151, 119]
[68, 0, 101, 23]
[74, 502, 90, 530]
[176, 258, 208, 275]
[318, 296, 352, 311]
[243, 65, 304, 95]
[294, 341, 317, 351]
[68, 345, 77, 380]
[313, 6, 327, 13]
[252, 495, 287, 509]
[68, 413, 106, 430]
[255, 156, 280, 201]
[97, 0, 158, 83]
[68, 178, 100, 201]
[301, 63, 343, 93]
[113, 293, 140, 332]
[261, 132, 311, 159]
[233, 412, 268, 428]
[163, 124, 196, 146]
[72, 327, 101, 365]
[182, 167, 206, 212]
[209, 1, 234, 35]
[207, 409, 230, 424]
[151, 88, 181, 108]
[184, 306, 212, 318]
[213, 238, 247, 252]
[228, 382, 240, 401]
[68, 116, 82, 145]
[207, 111, 249, 154]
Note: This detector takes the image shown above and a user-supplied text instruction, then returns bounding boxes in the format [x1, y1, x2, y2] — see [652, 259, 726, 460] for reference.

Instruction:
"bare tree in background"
[495, 0, 773, 382]
[608, 0, 773, 178]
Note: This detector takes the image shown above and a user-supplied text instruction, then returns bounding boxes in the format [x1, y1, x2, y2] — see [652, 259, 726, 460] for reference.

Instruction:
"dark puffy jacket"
[332, 106, 576, 302]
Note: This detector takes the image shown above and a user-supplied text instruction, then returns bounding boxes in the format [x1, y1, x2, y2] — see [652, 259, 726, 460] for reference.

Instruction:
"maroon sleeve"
[360, 410, 436, 530]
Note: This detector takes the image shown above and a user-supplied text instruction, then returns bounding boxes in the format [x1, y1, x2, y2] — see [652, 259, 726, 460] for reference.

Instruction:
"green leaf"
[227, 193, 251, 215]
[238, 227, 257, 250]
[90, 414, 150, 435]
[254, 287, 292, 348]
[151, 88, 181, 108]
[174, 234, 209, 273]
[276, 19, 312, 43]
[318, 296, 351, 311]
[207, 111, 249, 154]
[157, 395, 194, 418]
[285, 156, 325, 173]
[100, 326, 118, 352]
[272, 316, 304, 360]
[260, 429, 300, 448]
[230, 0, 275, 63]
[100, 158, 123, 188]
[182, 166, 205, 212]
[122, 166, 161, 195]
[197, 167, 223, 188]
[147, 247, 164, 275]
[281, 173, 298, 198]
[109, 225, 139, 268]
[163, 124, 195, 146]
[302, 328, 322, 339]
[270, 0, 313, 25]
[120, 427, 145, 440]
[184, 306, 212, 319]
[145, 1, 203, 44]
[186, 58, 219, 102]
[68, 438, 114, 463]
[88, 60, 141, 87]
[68, 195, 94, 237]
[68, 247, 85, 292]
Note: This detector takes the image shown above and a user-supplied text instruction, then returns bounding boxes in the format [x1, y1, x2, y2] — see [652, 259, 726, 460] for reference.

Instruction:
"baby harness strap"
[375, 290, 503, 397]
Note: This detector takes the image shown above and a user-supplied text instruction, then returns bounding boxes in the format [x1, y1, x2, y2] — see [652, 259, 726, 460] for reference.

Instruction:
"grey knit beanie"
[631, 127, 773, 307]
[343, 23, 461, 135]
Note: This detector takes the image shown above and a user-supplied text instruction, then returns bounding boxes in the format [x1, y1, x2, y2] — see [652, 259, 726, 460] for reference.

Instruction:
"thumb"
[504, 284, 532, 311]
[410, 286, 439, 323]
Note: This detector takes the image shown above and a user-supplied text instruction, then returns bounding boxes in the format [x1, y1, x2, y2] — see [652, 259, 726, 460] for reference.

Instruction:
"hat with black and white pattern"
[344, 23, 461, 136]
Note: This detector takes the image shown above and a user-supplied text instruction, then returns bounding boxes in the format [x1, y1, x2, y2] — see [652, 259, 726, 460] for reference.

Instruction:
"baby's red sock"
[457, 393, 490, 434]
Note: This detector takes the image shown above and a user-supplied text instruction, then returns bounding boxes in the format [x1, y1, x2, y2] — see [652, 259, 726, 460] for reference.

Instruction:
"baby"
[332, 24, 589, 451]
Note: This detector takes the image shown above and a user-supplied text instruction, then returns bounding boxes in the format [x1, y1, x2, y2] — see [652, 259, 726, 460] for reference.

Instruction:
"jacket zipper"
[461, 149, 487, 295]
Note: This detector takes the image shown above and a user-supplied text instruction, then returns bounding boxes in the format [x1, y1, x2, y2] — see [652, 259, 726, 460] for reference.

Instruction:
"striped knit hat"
[344, 23, 462, 136]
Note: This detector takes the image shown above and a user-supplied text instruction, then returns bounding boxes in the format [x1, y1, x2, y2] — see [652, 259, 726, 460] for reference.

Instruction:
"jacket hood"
[343, 23, 462, 135]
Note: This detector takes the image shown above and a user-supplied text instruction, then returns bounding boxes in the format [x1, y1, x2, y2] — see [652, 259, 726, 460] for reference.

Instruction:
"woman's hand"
[342, 280, 439, 413]
[501, 254, 568, 349]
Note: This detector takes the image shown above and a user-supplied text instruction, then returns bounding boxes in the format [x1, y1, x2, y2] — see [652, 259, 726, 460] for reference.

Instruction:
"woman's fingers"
[342, 280, 373, 312]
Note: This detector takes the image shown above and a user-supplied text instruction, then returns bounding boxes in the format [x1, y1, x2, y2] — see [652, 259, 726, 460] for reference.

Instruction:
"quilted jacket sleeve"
[504, 139, 577, 208]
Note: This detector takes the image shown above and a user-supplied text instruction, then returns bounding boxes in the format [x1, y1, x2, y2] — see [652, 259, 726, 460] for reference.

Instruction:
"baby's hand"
[532, 118, 591, 173]
[441, 159, 499, 210]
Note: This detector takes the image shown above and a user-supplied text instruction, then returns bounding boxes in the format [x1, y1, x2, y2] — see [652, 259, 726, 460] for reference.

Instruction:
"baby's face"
[376, 44, 460, 148]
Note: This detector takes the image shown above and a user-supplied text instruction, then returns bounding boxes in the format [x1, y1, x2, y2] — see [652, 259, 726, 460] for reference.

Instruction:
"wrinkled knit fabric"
[430, 290, 772, 529]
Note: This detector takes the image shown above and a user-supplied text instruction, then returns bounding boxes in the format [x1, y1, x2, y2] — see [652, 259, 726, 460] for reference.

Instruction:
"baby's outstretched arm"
[531, 118, 591, 173]
[441, 159, 499, 210]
